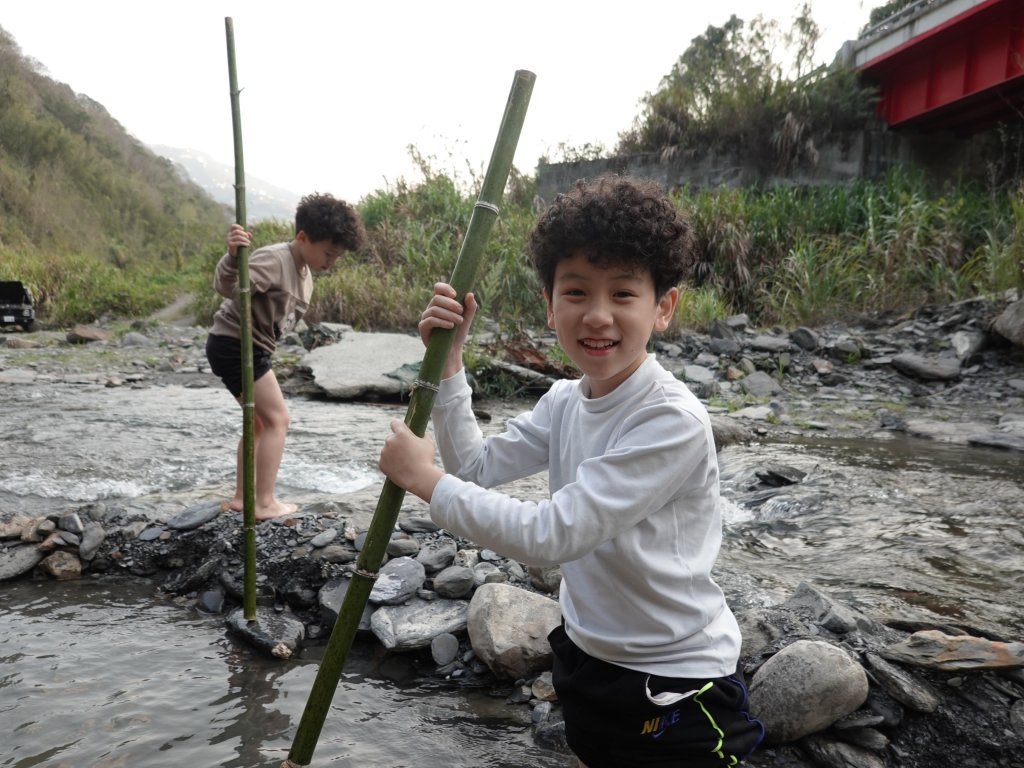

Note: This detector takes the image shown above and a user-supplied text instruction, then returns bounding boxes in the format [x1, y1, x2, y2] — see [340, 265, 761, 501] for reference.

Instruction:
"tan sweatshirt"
[209, 241, 313, 353]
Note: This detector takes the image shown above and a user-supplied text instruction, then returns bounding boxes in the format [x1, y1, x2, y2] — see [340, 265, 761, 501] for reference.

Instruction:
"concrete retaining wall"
[535, 127, 1003, 202]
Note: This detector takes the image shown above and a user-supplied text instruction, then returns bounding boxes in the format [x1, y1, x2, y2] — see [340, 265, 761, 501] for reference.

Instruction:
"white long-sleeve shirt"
[429, 354, 740, 678]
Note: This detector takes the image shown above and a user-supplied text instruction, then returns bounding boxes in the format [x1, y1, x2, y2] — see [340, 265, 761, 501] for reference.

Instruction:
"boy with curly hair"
[379, 174, 763, 767]
[207, 193, 366, 520]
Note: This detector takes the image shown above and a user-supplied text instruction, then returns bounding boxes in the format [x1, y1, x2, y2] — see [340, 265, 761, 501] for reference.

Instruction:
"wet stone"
[166, 501, 221, 531]
[386, 534, 420, 558]
[314, 544, 356, 564]
[308, 528, 338, 548]
[370, 556, 425, 605]
[78, 522, 105, 561]
[430, 632, 460, 665]
[865, 652, 940, 713]
[399, 517, 440, 534]
[225, 606, 304, 658]
[416, 536, 456, 573]
[39, 550, 82, 580]
[0, 544, 45, 580]
[433, 565, 475, 599]
[197, 588, 225, 614]
[318, 578, 374, 631]
[58, 512, 84, 534]
[138, 526, 163, 541]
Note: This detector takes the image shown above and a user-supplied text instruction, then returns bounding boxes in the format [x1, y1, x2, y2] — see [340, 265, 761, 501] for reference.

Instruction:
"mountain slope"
[0, 26, 229, 270]
[153, 145, 300, 223]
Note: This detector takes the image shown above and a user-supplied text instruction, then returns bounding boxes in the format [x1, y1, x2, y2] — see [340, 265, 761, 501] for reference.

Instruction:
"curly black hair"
[529, 175, 693, 298]
[294, 193, 367, 252]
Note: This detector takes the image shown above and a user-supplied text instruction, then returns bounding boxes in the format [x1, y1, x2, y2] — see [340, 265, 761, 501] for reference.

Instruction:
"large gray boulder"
[993, 299, 1024, 347]
[467, 583, 562, 680]
[303, 332, 425, 399]
[748, 639, 869, 743]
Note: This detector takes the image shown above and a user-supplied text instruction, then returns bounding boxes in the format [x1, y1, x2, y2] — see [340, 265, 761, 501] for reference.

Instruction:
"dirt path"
[147, 293, 197, 326]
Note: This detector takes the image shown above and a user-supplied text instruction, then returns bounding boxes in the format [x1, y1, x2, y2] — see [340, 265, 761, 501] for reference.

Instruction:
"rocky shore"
[2, 291, 1024, 767]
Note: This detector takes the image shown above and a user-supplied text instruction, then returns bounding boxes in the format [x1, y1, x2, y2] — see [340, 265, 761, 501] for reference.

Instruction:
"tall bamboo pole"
[225, 17, 258, 621]
[283, 69, 535, 768]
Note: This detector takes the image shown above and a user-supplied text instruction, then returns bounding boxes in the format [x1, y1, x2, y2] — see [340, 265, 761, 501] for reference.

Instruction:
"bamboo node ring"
[474, 201, 500, 215]
[354, 567, 379, 580]
[412, 378, 439, 393]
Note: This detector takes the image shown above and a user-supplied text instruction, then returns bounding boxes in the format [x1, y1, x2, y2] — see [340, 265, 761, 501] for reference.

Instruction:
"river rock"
[430, 632, 460, 665]
[967, 432, 1024, 453]
[308, 528, 338, 548]
[0, 515, 32, 539]
[166, 501, 221, 531]
[58, 512, 84, 534]
[433, 565, 475, 599]
[993, 299, 1024, 347]
[120, 331, 150, 347]
[473, 561, 505, 585]
[467, 583, 562, 680]
[386, 533, 420, 557]
[783, 582, 881, 635]
[78, 522, 106, 560]
[416, 535, 457, 573]
[951, 329, 986, 360]
[903, 418, 989, 443]
[790, 326, 821, 351]
[0, 544, 45, 580]
[748, 639, 870, 743]
[38, 550, 82, 580]
[528, 564, 562, 594]
[318, 577, 374, 631]
[67, 324, 111, 344]
[801, 734, 887, 768]
[891, 352, 961, 381]
[370, 597, 468, 651]
[880, 630, 1024, 671]
[864, 652, 941, 713]
[748, 334, 791, 353]
[315, 544, 357, 564]
[225, 606, 305, 658]
[369, 556, 425, 605]
[303, 331, 425, 399]
[739, 370, 783, 397]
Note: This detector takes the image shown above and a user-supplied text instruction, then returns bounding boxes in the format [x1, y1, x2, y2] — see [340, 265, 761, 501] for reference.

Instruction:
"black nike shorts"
[549, 624, 764, 768]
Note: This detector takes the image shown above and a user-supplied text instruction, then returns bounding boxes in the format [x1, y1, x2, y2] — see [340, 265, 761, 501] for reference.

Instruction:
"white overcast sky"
[3, 1, 878, 203]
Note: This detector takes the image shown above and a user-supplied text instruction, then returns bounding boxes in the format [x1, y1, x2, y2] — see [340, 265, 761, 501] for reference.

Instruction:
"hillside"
[0, 26, 229, 272]
[153, 145, 299, 223]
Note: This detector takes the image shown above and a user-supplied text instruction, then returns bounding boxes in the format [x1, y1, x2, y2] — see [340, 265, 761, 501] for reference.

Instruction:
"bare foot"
[220, 500, 243, 513]
[255, 501, 299, 521]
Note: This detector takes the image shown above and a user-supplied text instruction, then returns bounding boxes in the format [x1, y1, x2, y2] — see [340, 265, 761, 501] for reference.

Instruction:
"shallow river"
[1, 379, 1022, 766]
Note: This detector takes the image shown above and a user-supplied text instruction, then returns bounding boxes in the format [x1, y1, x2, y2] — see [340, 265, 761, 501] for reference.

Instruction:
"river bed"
[1, 367, 1022, 766]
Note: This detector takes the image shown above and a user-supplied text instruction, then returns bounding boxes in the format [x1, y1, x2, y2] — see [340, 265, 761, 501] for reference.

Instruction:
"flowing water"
[1, 377, 1022, 766]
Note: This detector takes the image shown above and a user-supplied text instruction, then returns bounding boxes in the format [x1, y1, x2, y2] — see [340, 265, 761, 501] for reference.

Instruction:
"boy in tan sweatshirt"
[206, 193, 365, 519]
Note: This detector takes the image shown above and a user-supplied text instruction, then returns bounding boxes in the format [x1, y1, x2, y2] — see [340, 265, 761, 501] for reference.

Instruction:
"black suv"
[0, 281, 37, 331]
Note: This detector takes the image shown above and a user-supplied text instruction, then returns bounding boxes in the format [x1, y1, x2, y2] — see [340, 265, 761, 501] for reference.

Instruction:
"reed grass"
[7, 166, 1021, 336]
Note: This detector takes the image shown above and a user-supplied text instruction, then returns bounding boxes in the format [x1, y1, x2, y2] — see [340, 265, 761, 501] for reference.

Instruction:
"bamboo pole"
[225, 17, 258, 621]
[283, 69, 535, 768]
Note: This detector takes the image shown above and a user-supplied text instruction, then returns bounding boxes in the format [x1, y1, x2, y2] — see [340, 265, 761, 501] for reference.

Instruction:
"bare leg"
[223, 414, 265, 513]
[250, 371, 297, 519]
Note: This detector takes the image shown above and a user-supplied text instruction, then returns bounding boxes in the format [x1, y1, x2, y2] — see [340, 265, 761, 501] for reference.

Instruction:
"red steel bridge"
[844, 0, 1024, 134]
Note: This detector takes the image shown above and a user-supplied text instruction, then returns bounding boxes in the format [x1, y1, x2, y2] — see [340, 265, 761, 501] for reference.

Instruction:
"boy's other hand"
[227, 224, 253, 257]
[379, 419, 444, 503]
[418, 283, 478, 347]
